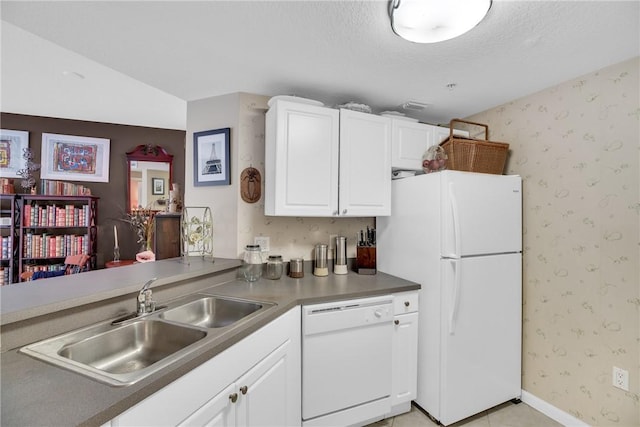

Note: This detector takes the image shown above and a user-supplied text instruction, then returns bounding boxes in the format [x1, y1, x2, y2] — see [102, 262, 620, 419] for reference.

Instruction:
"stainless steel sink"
[20, 292, 276, 387]
[20, 318, 208, 386]
[159, 296, 265, 328]
[58, 320, 206, 374]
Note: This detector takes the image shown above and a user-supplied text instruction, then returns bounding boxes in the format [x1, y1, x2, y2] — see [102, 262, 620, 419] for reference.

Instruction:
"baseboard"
[521, 390, 590, 427]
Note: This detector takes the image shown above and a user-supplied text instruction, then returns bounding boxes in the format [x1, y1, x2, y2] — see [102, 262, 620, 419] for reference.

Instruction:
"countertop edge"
[0, 257, 242, 326]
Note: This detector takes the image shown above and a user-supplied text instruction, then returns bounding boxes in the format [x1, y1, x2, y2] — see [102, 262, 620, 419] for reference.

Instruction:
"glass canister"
[265, 255, 283, 280]
[243, 244, 263, 282]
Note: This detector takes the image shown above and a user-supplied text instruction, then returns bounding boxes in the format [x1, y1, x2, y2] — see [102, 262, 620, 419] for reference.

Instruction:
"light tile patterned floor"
[368, 402, 563, 427]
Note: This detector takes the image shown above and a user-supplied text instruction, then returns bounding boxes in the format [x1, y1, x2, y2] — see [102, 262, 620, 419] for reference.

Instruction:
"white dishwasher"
[302, 295, 394, 427]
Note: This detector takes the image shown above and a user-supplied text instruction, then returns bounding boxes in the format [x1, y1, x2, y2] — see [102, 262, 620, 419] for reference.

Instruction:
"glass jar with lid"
[243, 244, 263, 282]
[265, 255, 283, 280]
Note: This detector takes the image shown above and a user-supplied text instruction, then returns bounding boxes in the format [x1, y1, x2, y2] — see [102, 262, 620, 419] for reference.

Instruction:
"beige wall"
[187, 92, 373, 260]
[468, 57, 639, 427]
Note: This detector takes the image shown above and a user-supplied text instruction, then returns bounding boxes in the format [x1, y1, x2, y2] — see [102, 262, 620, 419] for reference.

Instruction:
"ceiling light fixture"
[389, 0, 492, 44]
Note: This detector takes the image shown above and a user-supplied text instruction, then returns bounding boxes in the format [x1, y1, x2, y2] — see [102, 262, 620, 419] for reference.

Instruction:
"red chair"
[64, 254, 89, 274]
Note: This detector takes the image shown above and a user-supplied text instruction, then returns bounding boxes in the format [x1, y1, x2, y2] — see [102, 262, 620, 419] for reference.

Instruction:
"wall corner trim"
[521, 390, 591, 427]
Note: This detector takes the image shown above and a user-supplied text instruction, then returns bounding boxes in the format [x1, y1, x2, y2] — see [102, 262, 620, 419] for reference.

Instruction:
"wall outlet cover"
[254, 236, 270, 252]
[613, 366, 629, 391]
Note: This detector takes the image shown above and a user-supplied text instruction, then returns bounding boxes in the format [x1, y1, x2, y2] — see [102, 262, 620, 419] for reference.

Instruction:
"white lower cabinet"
[180, 341, 291, 427]
[107, 306, 301, 427]
[389, 291, 419, 417]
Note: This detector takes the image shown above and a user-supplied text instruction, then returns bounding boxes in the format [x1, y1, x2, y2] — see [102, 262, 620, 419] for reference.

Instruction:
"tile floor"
[368, 402, 564, 427]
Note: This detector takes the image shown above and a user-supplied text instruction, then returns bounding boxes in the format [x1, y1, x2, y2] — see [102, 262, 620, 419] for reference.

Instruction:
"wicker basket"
[440, 119, 509, 175]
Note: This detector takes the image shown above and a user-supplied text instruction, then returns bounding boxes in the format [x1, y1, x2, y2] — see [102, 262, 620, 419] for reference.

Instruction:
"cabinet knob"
[333, 210, 339, 216]
[240, 385, 248, 395]
[229, 392, 238, 403]
[394, 319, 400, 325]
[342, 209, 347, 214]
[404, 301, 410, 307]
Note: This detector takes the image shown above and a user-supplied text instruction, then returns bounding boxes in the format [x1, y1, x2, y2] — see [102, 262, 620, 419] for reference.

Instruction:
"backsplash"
[468, 57, 639, 426]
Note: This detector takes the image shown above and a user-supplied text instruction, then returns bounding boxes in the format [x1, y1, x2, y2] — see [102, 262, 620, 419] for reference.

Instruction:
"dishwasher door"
[302, 295, 394, 422]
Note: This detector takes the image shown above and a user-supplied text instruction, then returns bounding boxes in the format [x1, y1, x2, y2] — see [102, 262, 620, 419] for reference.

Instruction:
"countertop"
[1, 260, 419, 427]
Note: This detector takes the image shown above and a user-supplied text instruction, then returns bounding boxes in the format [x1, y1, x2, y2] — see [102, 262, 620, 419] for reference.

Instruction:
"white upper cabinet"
[391, 120, 435, 171]
[338, 109, 391, 217]
[390, 120, 469, 171]
[265, 100, 340, 217]
[265, 100, 391, 217]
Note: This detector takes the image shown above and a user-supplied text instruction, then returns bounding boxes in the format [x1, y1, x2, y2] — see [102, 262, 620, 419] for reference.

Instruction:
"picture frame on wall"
[41, 133, 110, 183]
[0, 129, 29, 178]
[152, 177, 164, 195]
[193, 128, 230, 186]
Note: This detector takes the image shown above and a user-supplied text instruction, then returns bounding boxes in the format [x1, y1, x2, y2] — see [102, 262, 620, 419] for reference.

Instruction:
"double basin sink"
[20, 293, 276, 386]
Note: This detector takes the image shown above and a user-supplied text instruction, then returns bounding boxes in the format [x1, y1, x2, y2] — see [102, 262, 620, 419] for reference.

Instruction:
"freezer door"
[439, 254, 522, 426]
[440, 171, 522, 257]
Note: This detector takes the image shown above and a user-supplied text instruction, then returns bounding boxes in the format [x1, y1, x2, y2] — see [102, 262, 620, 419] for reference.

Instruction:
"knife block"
[356, 246, 376, 275]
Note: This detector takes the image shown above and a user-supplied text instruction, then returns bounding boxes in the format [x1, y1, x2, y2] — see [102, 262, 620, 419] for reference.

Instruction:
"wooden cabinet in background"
[153, 213, 181, 260]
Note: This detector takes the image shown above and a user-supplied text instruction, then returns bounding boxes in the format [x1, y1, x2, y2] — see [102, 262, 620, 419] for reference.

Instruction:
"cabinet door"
[178, 383, 236, 427]
[339, 109, 391, 216]
[237, 340, 292, 427]
[153, 214, 181, 260]
[391, 120, 434, 171]
[391, 312, 418, 406]
[265, 101, 339, 216]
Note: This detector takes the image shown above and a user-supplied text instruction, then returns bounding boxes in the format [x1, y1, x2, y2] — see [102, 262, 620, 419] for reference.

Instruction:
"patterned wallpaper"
[235, 93, 373, 261]
[468, 57, 639, 426]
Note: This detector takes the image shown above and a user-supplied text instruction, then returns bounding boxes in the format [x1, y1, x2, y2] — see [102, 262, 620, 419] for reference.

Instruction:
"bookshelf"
[0, 195, 19, 285]
[18, 195, 98, 281]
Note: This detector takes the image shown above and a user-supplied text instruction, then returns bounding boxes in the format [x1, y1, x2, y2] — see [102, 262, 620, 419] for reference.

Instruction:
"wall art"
[0, 129, 29, 178]
[152, 177, 165, 195]
[193, 128, 230, 186]
[41, 133, 110, 183]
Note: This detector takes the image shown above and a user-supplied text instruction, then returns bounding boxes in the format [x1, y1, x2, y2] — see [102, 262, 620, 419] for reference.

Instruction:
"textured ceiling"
[2, 0, 639, 125]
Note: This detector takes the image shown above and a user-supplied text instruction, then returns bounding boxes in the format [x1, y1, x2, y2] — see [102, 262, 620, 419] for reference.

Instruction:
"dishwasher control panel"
[303, 295, 393, 336]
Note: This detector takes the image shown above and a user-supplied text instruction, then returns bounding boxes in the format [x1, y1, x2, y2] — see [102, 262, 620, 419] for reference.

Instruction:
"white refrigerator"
[377, 170, 522, 426]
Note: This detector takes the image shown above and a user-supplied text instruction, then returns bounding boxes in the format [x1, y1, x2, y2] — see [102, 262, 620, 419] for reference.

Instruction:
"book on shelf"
[40, 180, 92, 197]
[23, 203, 90, 227]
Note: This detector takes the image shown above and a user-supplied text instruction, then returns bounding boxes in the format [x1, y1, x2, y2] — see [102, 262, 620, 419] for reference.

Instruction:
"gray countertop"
[1, 259, 419, 427]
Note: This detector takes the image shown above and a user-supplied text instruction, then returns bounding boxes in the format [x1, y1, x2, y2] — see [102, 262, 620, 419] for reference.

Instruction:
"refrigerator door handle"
[448, 259, 461, 335]
[447, 182, 461, 259]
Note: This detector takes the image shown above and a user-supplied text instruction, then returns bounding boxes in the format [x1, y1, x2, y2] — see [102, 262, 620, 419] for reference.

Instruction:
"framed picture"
[152, 177, 165, 195]
[193, 128, 230, 186]
[0, 129, 29, 178]
[41, 133, 110, 183]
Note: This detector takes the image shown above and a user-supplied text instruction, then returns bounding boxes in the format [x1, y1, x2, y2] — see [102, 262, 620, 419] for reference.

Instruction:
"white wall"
[1, 22, 186, 130]
[185, 93, 240, 258]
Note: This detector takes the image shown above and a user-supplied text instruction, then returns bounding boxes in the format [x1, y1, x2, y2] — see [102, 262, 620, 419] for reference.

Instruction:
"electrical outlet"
[613, 366, 629, 391]
[254, 236, 270, 253]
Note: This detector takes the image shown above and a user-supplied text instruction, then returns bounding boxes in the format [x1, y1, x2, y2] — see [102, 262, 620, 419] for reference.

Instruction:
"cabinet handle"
[394, 319, 400, 325]
[240, 385, 248, 395]
[229, 392, 238, 403]
[404, 301, 410, 307]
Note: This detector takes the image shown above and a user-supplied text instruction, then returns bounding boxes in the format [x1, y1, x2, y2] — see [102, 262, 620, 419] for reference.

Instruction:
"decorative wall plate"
[241, 167, 261, 203]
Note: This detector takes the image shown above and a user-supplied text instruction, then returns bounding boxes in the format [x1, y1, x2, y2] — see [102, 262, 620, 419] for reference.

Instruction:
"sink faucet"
[137, 278, 158, 316]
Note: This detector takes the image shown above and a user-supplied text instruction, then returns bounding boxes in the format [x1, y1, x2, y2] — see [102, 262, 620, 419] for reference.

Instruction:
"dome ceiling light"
[389, 0, 492, 44]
